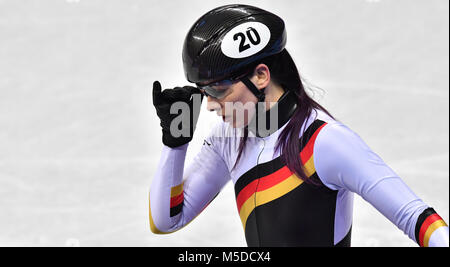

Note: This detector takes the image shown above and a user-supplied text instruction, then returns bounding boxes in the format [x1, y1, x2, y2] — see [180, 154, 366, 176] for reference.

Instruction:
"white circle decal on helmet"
[221, 22, 271, 59]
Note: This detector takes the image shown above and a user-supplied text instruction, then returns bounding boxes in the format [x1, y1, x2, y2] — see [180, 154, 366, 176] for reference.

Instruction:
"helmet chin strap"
[240, 76, 266, 102]
[240, 76, 267, 137]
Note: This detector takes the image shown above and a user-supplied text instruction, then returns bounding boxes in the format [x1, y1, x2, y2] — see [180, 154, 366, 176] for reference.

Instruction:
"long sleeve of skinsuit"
[314, 122, 449, 247]
[149, 138, 231, 234]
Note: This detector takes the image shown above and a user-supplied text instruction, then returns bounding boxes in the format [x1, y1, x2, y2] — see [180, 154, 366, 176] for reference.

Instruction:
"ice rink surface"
[0, 0, 448, 247]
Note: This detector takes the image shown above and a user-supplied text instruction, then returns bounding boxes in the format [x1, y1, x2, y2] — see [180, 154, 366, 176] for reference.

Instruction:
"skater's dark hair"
[233, 49, 334, 185]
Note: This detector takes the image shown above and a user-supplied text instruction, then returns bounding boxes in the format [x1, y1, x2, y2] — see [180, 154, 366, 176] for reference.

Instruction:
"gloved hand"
[152, 81, 204, 148]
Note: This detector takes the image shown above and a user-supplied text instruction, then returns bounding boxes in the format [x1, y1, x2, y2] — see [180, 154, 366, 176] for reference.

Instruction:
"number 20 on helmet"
[182, 4, 287, 86]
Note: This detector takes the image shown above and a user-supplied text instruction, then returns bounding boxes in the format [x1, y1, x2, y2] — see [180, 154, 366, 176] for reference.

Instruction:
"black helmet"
[182, 4, 287, 85]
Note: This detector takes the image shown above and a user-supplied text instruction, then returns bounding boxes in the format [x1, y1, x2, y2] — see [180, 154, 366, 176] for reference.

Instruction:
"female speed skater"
[148, 4, 449, 247]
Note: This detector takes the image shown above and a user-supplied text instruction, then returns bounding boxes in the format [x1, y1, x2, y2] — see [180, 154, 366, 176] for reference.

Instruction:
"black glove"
[152, 81, 204, 148]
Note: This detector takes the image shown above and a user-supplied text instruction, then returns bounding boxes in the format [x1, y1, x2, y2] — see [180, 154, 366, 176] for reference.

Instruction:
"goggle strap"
[240, 77, 266, 102]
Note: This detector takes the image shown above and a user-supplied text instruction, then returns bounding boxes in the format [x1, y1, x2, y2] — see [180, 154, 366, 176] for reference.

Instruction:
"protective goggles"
[197, 71, 251, 99]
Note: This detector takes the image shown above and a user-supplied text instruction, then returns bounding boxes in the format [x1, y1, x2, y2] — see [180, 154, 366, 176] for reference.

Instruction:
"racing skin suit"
[149, 90, 449, 247]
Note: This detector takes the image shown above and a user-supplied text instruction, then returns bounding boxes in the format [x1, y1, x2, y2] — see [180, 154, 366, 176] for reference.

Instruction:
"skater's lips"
[222, 115, 232, 122]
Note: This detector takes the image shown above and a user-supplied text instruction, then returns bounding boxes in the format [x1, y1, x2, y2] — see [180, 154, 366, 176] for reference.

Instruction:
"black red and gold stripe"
[234, 120, 349, 246]
[170, 183, 184, 217]
[415, 208, 448, 247]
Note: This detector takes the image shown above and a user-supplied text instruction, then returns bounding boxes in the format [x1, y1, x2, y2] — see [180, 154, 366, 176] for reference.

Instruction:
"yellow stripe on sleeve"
[423, 220, 448, 247]
[170, 183, 184, 197]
